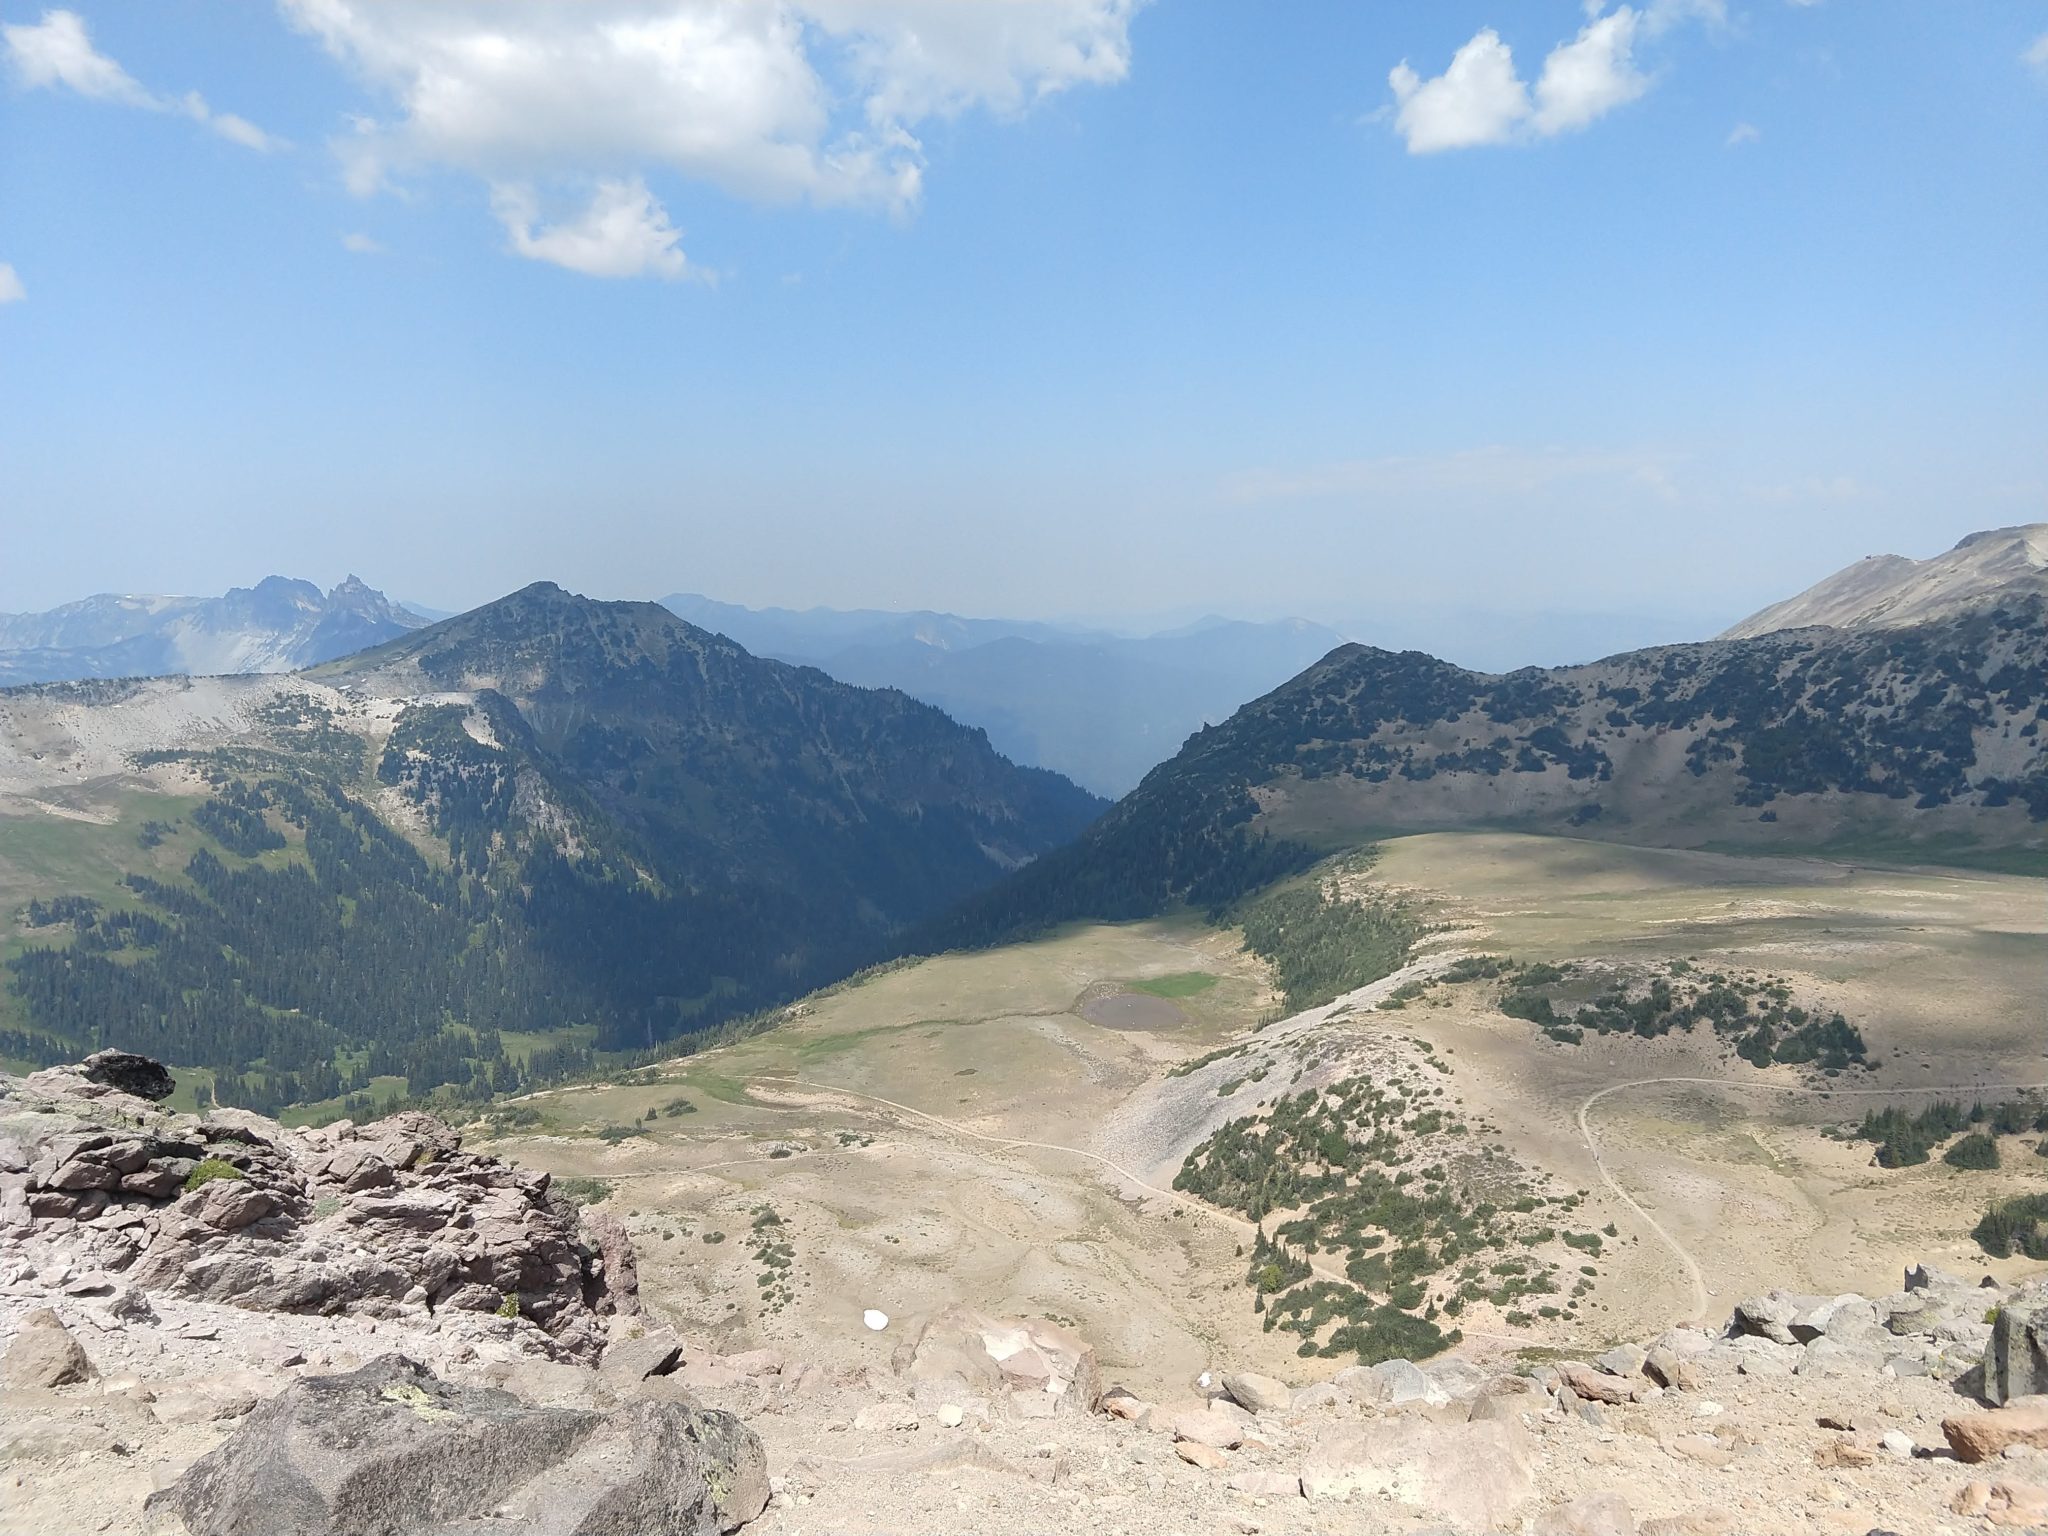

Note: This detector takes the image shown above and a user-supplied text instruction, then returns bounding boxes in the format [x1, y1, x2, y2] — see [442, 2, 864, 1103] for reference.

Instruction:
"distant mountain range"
[0, 576, 429, 686]
[0, 583, 1102, 1109]
[934, 525, 2048, 946]
[1723, 524, 2048, 639]
[661, 593, 1348, 797]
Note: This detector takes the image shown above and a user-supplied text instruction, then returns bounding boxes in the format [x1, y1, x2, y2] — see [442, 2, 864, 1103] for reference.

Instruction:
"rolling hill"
[0, 584, 1103, 1110]
[929, 581, 2048, 947]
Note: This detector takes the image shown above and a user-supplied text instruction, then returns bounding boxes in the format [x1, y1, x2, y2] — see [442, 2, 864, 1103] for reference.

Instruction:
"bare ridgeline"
[8, 1051, 2048, 1533]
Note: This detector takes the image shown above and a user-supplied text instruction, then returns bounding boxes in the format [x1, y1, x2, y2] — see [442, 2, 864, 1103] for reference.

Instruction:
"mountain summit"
[316, 583, 1106, 904]
[1722, 523, 2048, 639]
[0, 574, 429, 685]
[0, 581, 1104, 1106]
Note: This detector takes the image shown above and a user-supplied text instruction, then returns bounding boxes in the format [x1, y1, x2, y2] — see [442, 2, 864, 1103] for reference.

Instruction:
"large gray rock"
[898, 1305, 1100, 1417]
[1336, 1358, 1447, 1407]
[1793, 1336, 1882, 1378]
[601, 1324, 686, 1388]
[1301, 1417, 1533, 1528]
[1986, 1303, 2048, 1407]
[1539, 1491, 1638, 1536]
[150, 1355, 767, 1536]
[1220, 1370, 1291, 1414]
[1422, 1357, 1491, 1401]
[2, 1309, 94, 1389]
[1729, 1290, 1819, 1346]
[1906, 1263, 1965, 1292]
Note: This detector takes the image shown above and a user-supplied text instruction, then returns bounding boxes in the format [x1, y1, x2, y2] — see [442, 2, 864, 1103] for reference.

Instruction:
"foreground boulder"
[77, 1049, 175, 1102]
[1944, 1397, 2048, 1463]
[1, 1308, 94, 1389]
[1987, 1302, 2048, 1406]
[2, 1056, 633, 1361]
[151, 1355, 768, 1536]
[899, 1304, 1100, 1417]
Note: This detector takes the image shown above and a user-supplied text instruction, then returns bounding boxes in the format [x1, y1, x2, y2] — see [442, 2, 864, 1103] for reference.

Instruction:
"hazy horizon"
[3, 4, 2043, 635]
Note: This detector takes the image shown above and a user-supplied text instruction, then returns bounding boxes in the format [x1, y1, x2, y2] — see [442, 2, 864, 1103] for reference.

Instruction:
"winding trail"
[1575, 1074, 2048, 1326]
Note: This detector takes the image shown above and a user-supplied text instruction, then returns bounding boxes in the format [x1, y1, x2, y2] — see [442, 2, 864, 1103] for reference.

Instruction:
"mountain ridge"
[0, 582, 1104, 1110]
[0, 574, 430, 686]
[928, 581, 2048, 948]
[1722, 522, 2048, 639]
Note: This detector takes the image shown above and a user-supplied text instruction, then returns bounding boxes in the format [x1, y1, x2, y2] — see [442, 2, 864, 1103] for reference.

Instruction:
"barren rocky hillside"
[1724, 525, 2048, 640]
[10, 1049, 2048, 1535]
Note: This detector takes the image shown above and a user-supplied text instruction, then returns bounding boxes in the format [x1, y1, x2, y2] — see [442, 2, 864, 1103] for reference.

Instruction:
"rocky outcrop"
[1987, 1301, 2048, 1406]
[1, 1057, 632, 1361]
[151, 1354, 768, 1536]
[898, 1305, 1100, 1418]
[76, 1049, 176, 1102]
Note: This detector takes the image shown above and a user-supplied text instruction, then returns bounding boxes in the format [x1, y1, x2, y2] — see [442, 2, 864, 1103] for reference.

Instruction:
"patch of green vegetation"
[1852, 1097, 2046, 1168]
[748, 1204, 797, 1313]
[1945, 1132, 2002, 1171]
[1168, 1042, 1249, 1079]
[1127, 972, 1219, 999]
[1975, 1194, 2048, 1260]
[795, 1023, 919, 1063]
[182, 1156, 245, 1192]
[686, 1071, 758, 1106]
[1376, 979, 1430, 1012]
[496, 1292, 520, 1319]
[1234, 856, 1424, 1013]
[1177, 1065, 1582, 1362]
[551, 1177, 613, 1207]
[1500, 962, 1869, 1072]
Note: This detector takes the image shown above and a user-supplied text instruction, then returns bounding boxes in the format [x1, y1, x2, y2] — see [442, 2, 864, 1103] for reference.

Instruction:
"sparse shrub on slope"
[1495, 960, 1870, 1072]
[1176, 1060, 1592, 1363]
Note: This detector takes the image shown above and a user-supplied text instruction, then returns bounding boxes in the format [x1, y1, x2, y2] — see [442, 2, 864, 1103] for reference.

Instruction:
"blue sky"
[1, 1, 2043, 658]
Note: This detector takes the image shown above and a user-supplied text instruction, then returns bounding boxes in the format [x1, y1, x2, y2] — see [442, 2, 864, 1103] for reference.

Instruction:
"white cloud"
[2025, 33, 2048, 77]
[2, 9, 151, 104]
[1389, 29, 1529, 153]
[4, 9, 278, 149]
[1532, 9, 1648, 136]
[1387, 5, 1712, 154]
[205, 109, 279, 153]
[340, 231, 383, 255]
[280, 0, 1137, 223]
[0, 263, 25, 305]
[493, 178, 690, 280]
[1726, 120, 1761, 146]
